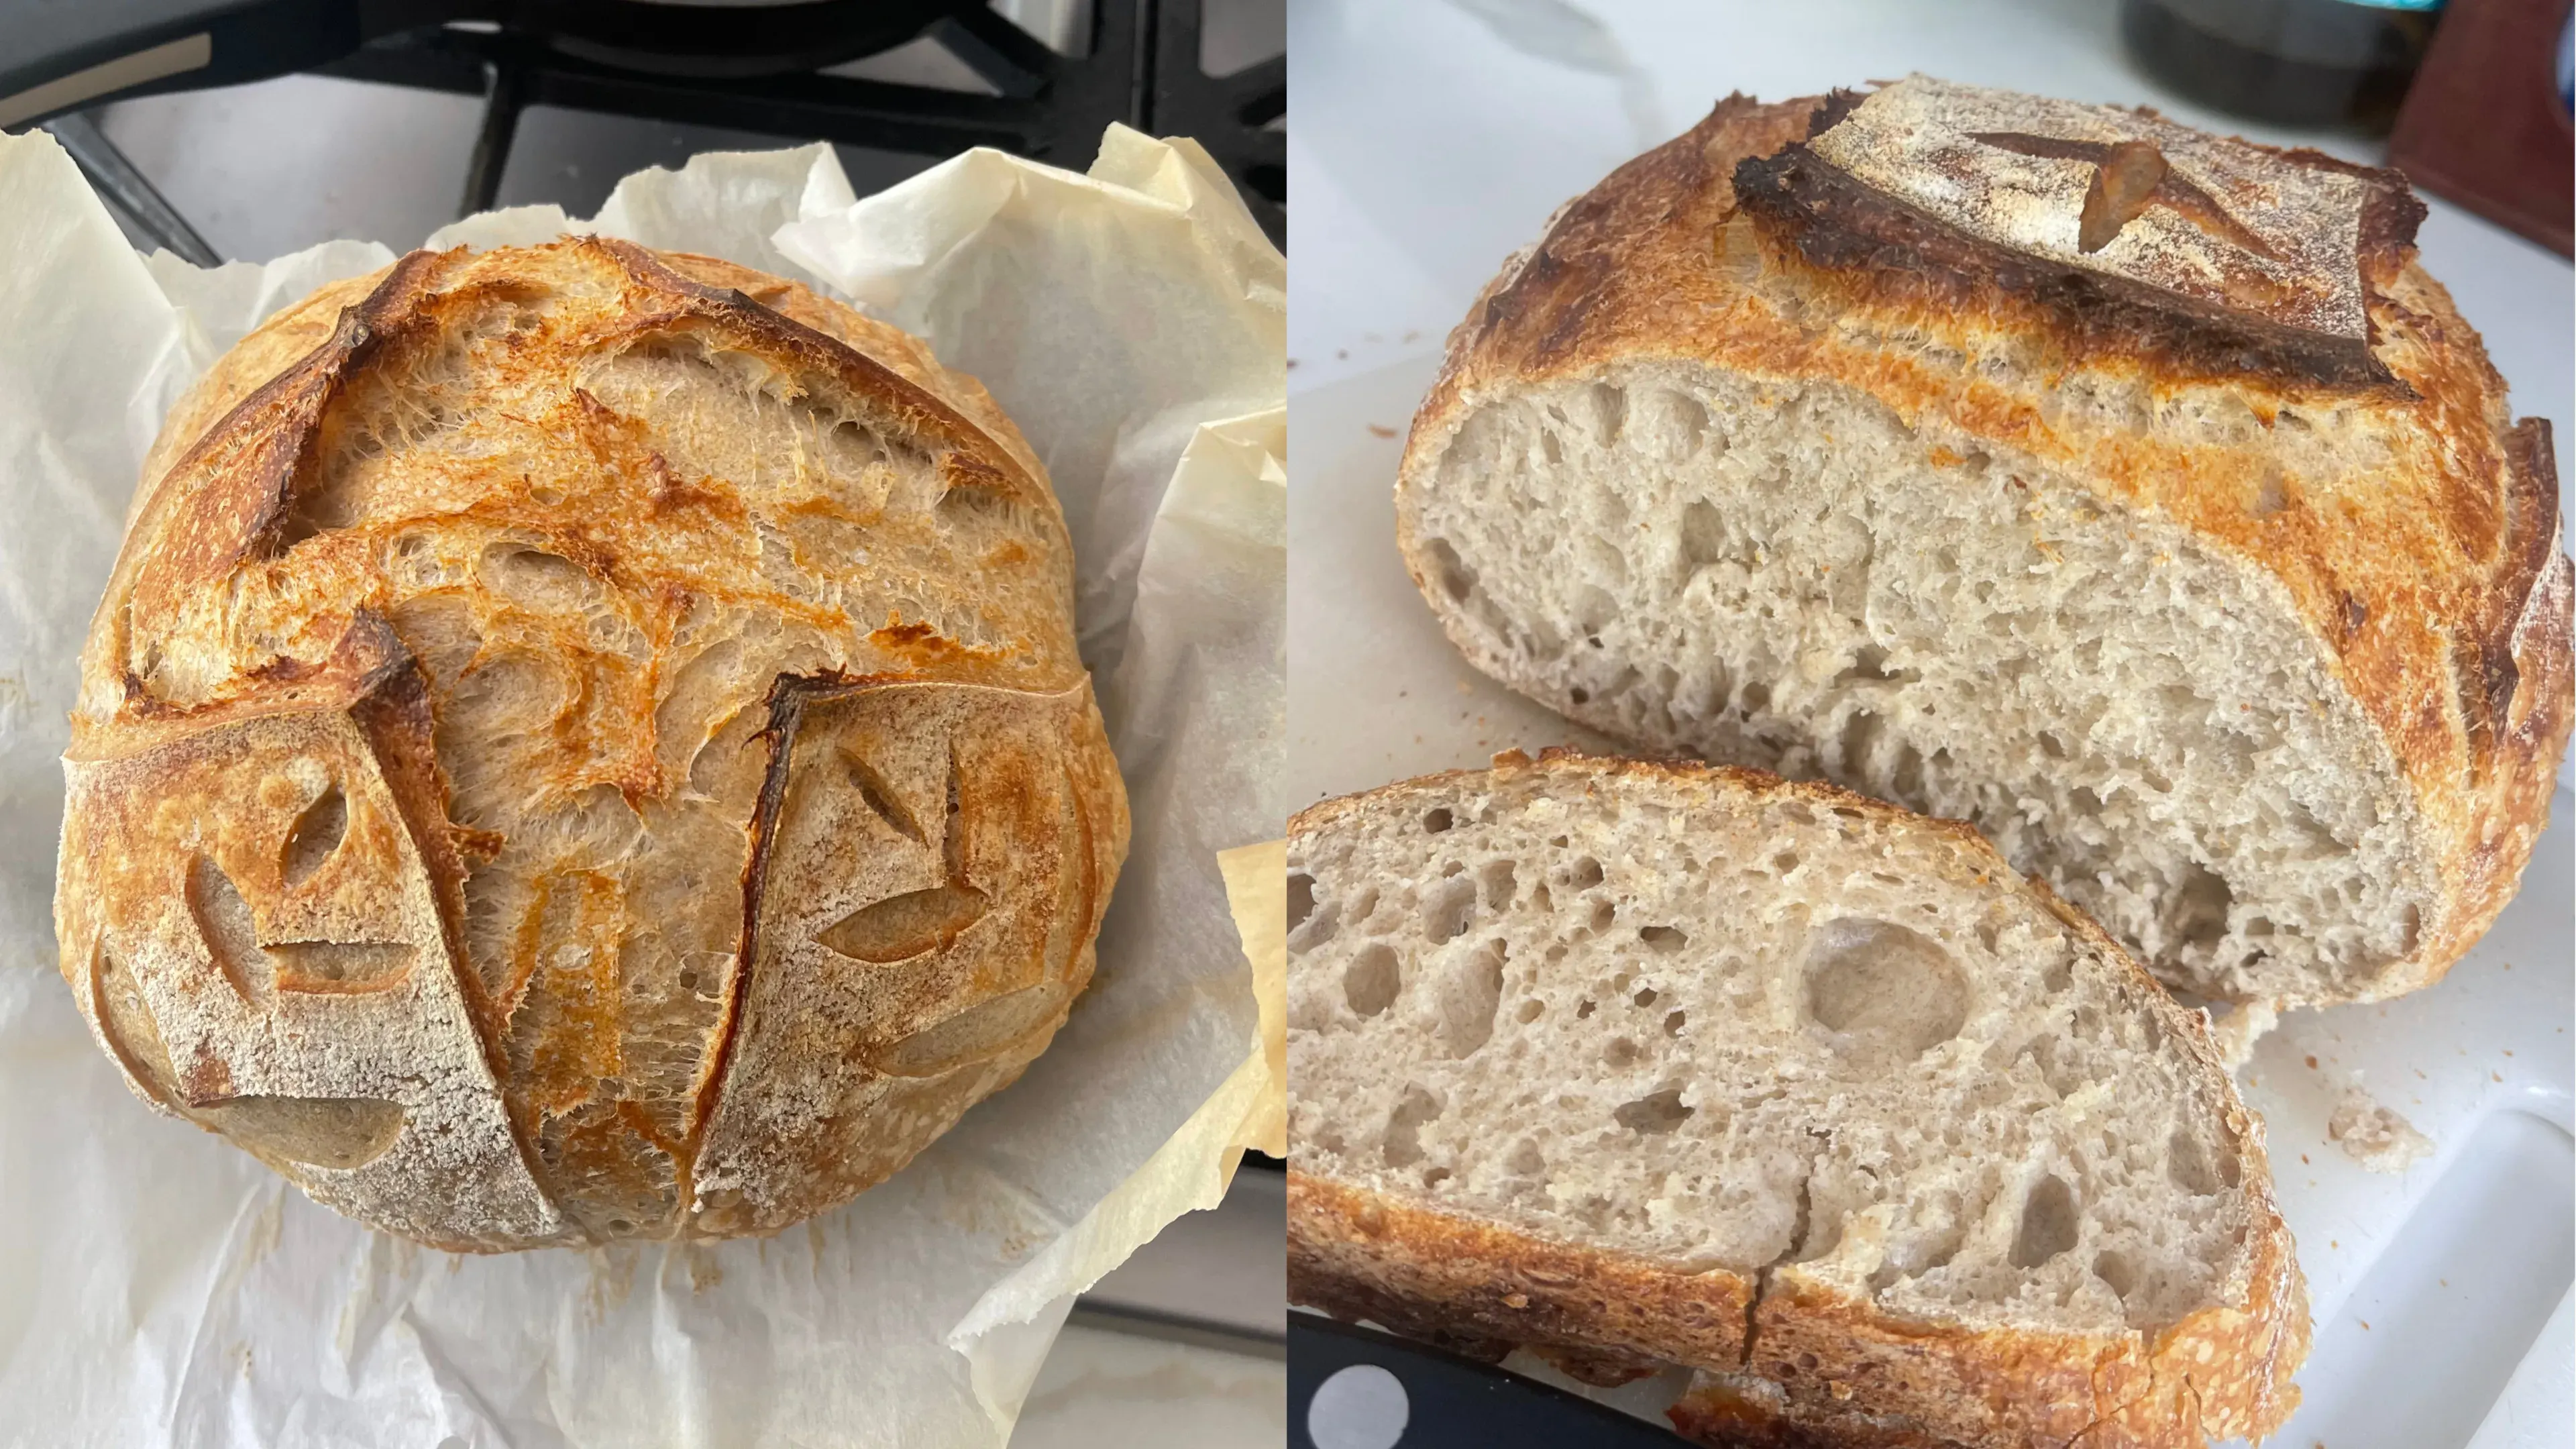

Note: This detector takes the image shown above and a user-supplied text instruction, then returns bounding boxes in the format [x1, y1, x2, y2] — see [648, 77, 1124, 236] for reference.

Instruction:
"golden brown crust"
[1288, 751, 2308, 1449]
[1740, 81, 2426, 388]
[1397, 88, 2572, 1004]
[1288, 1171, 1756, 1375]
[57, 240, 1128, 1248]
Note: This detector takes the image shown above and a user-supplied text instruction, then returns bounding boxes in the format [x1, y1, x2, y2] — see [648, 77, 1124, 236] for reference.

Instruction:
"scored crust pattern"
[54, 239, 1128, 1249]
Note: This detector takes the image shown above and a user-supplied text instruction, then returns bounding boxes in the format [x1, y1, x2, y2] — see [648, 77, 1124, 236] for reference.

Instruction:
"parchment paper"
[0, 123, 1283, 1448]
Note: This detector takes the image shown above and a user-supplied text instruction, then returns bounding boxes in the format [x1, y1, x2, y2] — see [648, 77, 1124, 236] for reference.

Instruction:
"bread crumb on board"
[2327, 1088, 2434, 1173]
[2206, 1000, 2280, 1071]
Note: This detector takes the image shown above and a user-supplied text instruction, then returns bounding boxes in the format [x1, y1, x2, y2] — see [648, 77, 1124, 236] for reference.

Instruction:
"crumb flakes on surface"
[2327, 1087, 2434, 1175]
[2208, 1000, 2278, 1071]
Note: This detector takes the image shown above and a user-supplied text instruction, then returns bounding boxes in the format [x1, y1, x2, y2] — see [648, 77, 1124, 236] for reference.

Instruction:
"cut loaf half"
[1396, 80, 2573, 1008]
[1287, 751, 2306, 1449]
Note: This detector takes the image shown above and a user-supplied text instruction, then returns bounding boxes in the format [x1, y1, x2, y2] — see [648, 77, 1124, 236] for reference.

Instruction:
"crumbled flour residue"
[2327, 1087, 2434, 1174]
[2206, 999, 2279, 1071]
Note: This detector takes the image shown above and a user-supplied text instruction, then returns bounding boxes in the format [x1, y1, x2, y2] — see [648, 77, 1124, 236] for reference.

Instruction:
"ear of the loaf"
[57, 702, 566, 1251]
[1732, 74, 2421, 386]
[686, 676, 1124, 1237]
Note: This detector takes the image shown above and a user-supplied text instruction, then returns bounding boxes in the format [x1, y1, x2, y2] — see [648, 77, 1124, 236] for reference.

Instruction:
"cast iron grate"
[1, 0, 1283, 262]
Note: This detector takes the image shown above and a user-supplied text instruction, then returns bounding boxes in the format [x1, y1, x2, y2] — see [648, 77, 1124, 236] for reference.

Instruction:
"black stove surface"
[1, 0, 1281, 262]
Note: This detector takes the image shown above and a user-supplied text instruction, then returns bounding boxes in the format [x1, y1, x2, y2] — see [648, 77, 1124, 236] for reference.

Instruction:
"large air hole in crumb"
[1568, 857, 1604, 890]
[2094, 1250, 2141, 1301]
[1613, 1089, 1693, 1135]
[1839, 710, 1883, 773]
[1803, 918, 1969, 1061]
[2010, 1175, 2080, 1268]
[2167, 1128, 2237, 1195]
[1588, 382, 1627, 444]
[2165, 863, 2233, 954]
[483, 545, 594, 612]
[1381, 1085, 1442, 1168]
[1424, 537, 1477, 602]
[1480, 859, 1517, 911]
[1422, 877, 1478, 944]
[1679, 499, 1731, 574]
[1345, 945, 1400, 1017]
[1423, 806, 1454, 833]
[1638, 926, 1686, 954]
[1286, 873, 1316, 934]
[1439, 943, 1506, 1059]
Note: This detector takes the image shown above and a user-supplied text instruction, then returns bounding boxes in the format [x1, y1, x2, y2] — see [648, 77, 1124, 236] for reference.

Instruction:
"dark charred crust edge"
[686, 667, 833, 1181]
[1730, 143, 2409, 391]
[2466, 418, 2574, 770]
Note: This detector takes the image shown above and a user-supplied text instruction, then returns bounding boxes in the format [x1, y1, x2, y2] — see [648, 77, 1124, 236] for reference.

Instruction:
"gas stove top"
[2, 0, 1282, 264]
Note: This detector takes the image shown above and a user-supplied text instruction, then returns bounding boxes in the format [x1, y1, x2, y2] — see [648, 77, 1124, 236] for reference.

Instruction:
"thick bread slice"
[56, 240, 1128, 1249]
[1287, 751, 2306, 1449]
[1395, 80, 2573, 1008]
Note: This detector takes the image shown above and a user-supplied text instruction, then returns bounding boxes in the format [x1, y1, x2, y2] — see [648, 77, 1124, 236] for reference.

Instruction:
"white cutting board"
[1288, 353, 2575, 1449]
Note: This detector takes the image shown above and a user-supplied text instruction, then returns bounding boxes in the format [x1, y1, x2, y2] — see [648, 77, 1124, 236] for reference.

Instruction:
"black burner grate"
[1, 0, 1282, 258]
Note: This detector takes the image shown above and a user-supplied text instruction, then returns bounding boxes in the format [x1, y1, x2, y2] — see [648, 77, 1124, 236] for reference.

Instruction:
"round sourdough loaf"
[1397, 81, 2571, 1009]
[54, 239, 1129, 1250]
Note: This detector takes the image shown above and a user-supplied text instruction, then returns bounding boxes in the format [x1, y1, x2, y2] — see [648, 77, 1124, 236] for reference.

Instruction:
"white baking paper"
[0, 124, 1282, 1448]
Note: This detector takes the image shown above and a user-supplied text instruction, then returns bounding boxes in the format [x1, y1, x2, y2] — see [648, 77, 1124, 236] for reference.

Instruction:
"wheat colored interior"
[1405, 367, 2438, 1006]
[1287, 769, 2260, 1337]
